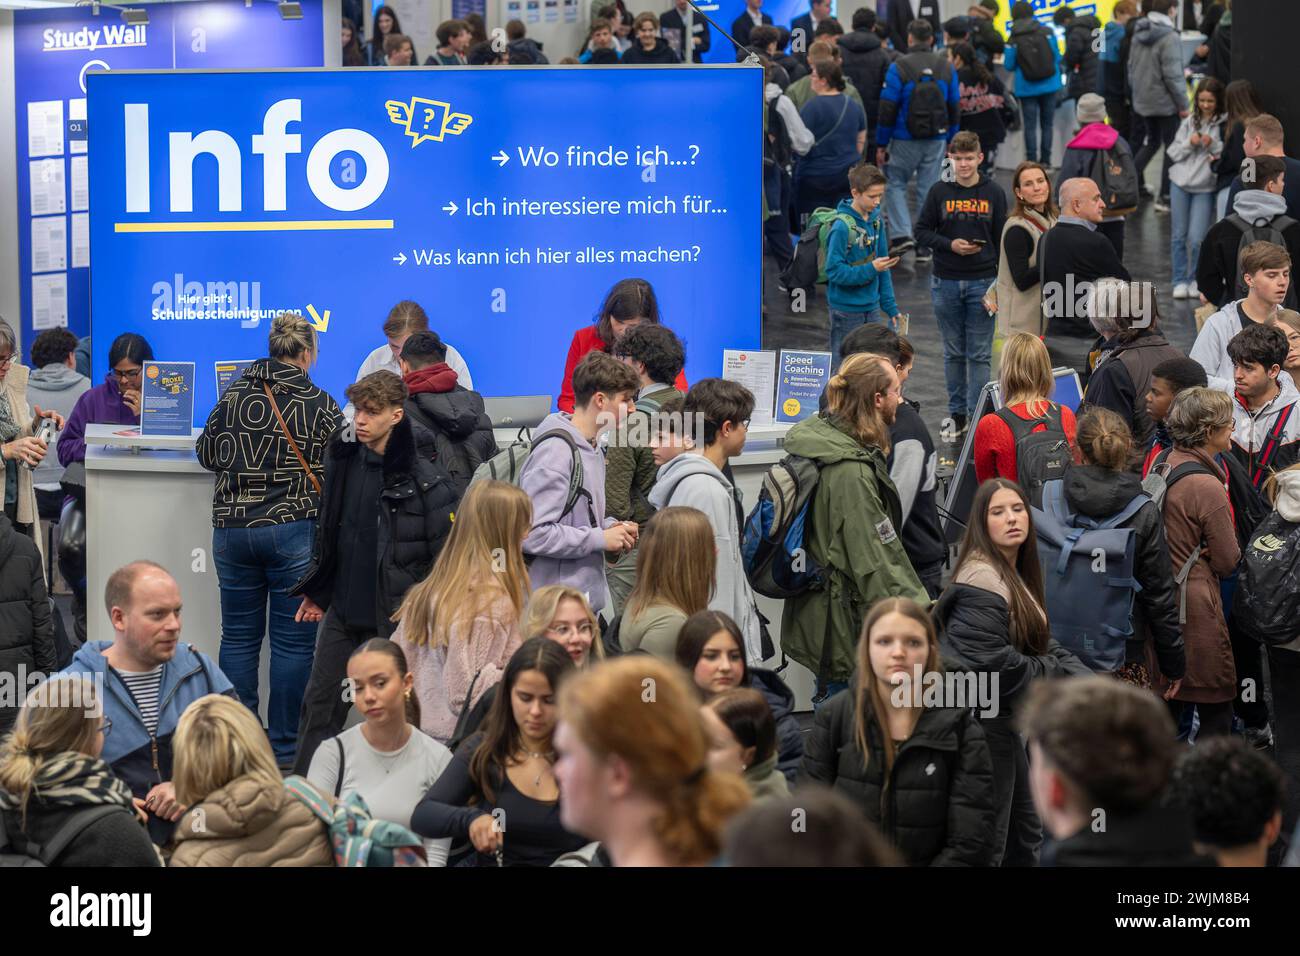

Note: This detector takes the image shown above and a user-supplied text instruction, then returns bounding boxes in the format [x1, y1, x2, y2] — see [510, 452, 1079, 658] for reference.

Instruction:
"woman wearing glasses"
[57, 332, 153, 468]
[0, 676, 161, 866]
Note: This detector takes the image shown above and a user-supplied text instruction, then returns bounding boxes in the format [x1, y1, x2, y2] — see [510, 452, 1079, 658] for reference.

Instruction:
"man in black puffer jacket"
[0, 513, 55, 732]
[399, 331, 496, 498]
[800, 682, 997, 866]
[838, 9, 891, 157]
[291, 371, 457, 774]
[1058, 8, 1102, 101]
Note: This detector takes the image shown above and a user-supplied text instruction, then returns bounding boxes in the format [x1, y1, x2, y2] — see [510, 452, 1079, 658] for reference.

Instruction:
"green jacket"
[785, 75, 864, 113]
[605, 384, 678, 524]
[779, 414, 929, 684]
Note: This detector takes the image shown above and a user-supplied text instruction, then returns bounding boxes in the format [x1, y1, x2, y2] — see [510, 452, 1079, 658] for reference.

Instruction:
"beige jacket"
[169, 774, 333, 867]
[0, 363, 46, 569]
[994, 211, 1056, 349]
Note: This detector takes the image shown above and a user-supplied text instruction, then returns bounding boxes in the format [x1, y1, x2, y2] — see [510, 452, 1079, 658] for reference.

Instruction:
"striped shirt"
[115, 665, 164, 736]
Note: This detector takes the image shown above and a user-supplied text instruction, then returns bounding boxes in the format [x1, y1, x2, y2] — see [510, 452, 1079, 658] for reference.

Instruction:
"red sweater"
[557, 325, 689, 412]
[973, 402, 1077, 483]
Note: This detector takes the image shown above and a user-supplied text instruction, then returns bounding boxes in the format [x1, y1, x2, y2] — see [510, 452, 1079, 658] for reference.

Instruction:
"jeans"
[1170, 184, 1215, 285]
[931, 276, 996, 417]
[214, 520, 318, 765]
[883, 137, 946, 245]
[1019, 92, 1058, 165]
[828, 308, 884, 361]
[292, 607, 371, 776]
[764, 164, 794, 273]
[1132, 112, 1180, 199]
[984, 720, 1042, 866]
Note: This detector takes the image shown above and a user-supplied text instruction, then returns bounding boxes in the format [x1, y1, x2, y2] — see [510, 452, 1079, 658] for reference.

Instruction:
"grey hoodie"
[648, 452, 762, 663]
[1128, 12, 1187, 118]
[520, 412, 617, 612]
[1232, 188, 1288, 227]
[25, 363, 90, 489]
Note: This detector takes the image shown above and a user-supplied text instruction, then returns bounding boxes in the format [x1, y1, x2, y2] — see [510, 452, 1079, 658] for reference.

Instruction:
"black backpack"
[1088, 144, 1139, 215]
[765, 96, 793, 170]
[1227, 213, 1299, 307]
[895, 53, 951, 140]
[1012, 23, 1056, 82]
[1233, 510, 1300, 646]
[0, 805, 125, 867]
[995, 404, 1072, 508]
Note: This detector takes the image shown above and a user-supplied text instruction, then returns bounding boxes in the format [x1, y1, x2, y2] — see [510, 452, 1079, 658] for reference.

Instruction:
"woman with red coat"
[557, 278, 688, 413]
[974, 332, 1077, 485]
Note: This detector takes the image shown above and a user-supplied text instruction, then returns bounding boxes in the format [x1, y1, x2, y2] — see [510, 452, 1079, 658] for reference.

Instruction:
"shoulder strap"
[531, 430, 586, 520]
[334, 736, 346, 799]
[1164, 460, 1217, 493]
[1226, 212, 1250, 233]
[1254, 402, 1296, 482]
[262, 381, 322, 495]
[994, 405, 1042, 442]
[1037, 227, 1049, 336]
[35, 804, 127, 866]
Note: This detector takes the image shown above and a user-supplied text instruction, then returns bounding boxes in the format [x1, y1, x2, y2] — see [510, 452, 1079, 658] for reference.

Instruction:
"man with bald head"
[1039, 177, 1132, 375]
[58, 560, 236, 845]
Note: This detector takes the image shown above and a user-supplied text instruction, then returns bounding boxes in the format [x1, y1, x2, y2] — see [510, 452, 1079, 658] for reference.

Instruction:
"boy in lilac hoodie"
[520, 352, 640, 613]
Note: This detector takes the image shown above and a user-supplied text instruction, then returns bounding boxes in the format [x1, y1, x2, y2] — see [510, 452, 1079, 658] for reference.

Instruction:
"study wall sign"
[88, 67, 763, 420]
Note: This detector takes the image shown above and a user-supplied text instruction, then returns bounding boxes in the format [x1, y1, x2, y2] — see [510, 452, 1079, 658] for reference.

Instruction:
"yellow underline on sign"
[114, 220, 394, 233]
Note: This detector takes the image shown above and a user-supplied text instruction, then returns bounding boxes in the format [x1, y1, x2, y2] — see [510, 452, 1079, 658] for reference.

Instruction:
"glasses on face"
[113, 366, 142, 381]
[548, 623, 595, 639]
[0, 354, 12, 370]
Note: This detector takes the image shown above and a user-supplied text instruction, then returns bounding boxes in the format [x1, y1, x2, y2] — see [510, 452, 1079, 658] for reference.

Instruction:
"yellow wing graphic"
[384, 99, 412, 133]
[442, 112, 473, 137]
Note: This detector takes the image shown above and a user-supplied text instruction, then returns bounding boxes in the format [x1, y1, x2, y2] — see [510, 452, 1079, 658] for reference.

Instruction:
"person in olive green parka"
[780, 353, 929, 695]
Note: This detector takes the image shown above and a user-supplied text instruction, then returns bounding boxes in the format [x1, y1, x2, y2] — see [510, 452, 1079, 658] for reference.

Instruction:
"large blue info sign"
[87, 67, 762, 419]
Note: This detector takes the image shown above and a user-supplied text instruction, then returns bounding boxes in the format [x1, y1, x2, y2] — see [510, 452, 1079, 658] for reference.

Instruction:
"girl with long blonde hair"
[392, 480, 533, 743]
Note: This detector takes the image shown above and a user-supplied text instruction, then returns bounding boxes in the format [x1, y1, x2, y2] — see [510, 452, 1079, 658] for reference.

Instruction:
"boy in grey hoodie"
[24, 329, 89, 514]
[648, 378, 764, 663]
[520, 352, 640, 614]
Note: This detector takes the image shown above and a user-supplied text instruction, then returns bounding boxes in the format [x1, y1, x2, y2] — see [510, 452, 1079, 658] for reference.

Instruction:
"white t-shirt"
[307, 723, 454, 865]
[343, 342, 473, 419]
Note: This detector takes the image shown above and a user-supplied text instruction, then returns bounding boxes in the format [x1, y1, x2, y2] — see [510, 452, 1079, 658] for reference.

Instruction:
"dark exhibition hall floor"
[760, 168, 1195, 466]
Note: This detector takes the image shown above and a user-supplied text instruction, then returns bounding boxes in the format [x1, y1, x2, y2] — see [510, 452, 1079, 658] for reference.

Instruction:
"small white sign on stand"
[723, 349, 776, 425]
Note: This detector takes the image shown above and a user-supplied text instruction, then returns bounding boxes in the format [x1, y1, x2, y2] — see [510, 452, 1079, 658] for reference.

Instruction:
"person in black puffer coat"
[399, 332, 496, 498]
[0, 512, 55, 733]
[800, 597, 997, 866]
[1059, 9, 1102, 101]
[1055, 409, 1186, 688]
[675, 610, 804, 784]
[837, 10, 890, 155]
[933, 478, 1090, 866]
[0, 677, 161, 866]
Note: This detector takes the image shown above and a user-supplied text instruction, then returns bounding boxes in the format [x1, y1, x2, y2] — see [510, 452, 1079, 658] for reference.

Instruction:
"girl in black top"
[412, 638, 585, 866]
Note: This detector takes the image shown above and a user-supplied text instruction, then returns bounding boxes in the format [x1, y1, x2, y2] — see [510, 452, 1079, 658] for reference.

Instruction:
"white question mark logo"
[688, 144, 699, 164]
[423, 107, 436, 131]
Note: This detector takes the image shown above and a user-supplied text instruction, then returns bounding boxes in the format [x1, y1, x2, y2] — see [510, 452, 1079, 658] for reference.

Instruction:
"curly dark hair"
[30, 328, 79, 370]
[611, 324, 685, 386]
[1166, 736, 1284, 850]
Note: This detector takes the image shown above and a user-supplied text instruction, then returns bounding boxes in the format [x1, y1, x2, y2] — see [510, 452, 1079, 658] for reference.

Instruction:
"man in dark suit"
[730, 0, 773, 55]
[789, 0, 831, 54]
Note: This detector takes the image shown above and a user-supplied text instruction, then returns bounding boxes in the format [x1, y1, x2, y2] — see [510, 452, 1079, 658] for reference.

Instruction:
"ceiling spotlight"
[120, 7, 149, 24]
[278, 1, 303, 19]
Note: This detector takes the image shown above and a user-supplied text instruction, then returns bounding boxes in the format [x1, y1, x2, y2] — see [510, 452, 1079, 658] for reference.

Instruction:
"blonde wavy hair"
[172, 694, 282, 807]
[0, 677, 102, 826]
[522, 585, 604, 663]
[823, 352, 895, 454]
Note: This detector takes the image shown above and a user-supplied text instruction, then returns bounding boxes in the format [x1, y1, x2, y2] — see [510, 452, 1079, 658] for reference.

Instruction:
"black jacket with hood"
[800, 686, 997, 866]
[747, 666, 803, 784]
[402, 364, 498, 497]
[1061, 464, 1186, 680]
[196, 358, 343, 527]
[1083, 328, 1183, 453]
[1063, 15, 1102, 100]
[620, 38, 680, 64]
[292, 416, 457, 636]
[1044, 804, 1213, 866]
[0, 513, 55, 731]
[838, 30, 890, 129]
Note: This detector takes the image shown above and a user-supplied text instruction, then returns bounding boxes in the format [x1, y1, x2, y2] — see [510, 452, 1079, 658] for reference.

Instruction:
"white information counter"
[85, 421, 816, 715]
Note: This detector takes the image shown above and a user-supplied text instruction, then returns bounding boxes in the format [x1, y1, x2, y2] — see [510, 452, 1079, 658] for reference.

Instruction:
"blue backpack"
[1033, 478, 1149, 672]
[742, 454, 826, 599]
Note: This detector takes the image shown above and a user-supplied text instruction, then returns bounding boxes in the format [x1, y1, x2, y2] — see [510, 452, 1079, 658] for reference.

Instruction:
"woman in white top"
[307, 639, 453, 864]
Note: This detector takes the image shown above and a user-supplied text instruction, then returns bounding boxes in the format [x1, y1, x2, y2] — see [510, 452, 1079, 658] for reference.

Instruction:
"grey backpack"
[0, 804, 125, 867]
[1142, 454, 1218, 624]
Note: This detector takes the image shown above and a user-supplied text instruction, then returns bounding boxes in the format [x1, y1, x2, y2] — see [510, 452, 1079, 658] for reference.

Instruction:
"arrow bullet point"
[306, 304, 331, 334]
[443, 200, 459, 216]
[492, 149, 509, 167]
[393, 252, 407, 265]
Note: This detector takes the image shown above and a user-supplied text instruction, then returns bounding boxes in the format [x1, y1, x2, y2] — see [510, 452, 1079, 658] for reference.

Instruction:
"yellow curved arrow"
[306, 304, 330, 333]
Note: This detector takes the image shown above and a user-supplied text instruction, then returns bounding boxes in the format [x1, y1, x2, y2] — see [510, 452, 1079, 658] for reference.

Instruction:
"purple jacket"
[519, 412, 617, 612]
[58, 375, 139, 466]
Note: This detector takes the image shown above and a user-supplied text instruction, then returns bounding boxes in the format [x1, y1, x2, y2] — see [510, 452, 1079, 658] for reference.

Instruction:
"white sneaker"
[1185, 281, 1199, 299]
[1172, 283, 1189, 299]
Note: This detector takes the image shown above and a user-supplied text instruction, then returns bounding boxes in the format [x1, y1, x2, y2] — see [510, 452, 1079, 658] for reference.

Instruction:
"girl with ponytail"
[1060, 407, 1184, 689]
[0, 677, 160, 866]
[554, 656, 750, 866]
[305, 638, 454, 865]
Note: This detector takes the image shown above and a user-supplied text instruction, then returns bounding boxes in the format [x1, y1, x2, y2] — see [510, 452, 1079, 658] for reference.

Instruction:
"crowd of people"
[0, 0, 1297, 870]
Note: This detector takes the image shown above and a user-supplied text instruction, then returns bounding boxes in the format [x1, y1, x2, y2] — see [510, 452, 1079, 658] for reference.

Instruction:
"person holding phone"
[916, 131, 1007, 439]
[824, 162, 905, 359]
